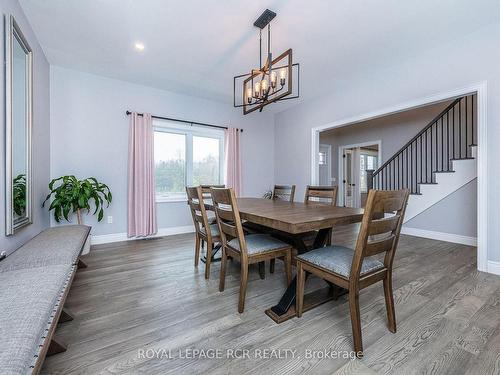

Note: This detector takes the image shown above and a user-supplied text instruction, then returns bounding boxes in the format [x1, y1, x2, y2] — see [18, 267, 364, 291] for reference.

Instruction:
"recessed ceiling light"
[134, 42, 145, 51]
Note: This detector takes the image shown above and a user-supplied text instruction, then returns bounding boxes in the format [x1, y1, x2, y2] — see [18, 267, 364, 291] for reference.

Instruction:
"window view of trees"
[154, 129, 222, 199]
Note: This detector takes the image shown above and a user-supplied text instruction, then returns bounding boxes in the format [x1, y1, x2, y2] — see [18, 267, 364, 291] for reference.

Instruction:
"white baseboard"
[487, 261, 500, 276]
[90, 225, 195, 245]
[401, 226, 477, 246]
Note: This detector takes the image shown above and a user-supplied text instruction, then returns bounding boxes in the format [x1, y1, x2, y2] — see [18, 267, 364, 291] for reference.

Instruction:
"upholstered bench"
[0, 225, 90, 375]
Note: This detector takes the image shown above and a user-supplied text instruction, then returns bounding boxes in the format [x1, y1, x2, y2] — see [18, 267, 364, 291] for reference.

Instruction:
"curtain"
[224, 127, 242, 196]
[127, 112, 157, 237]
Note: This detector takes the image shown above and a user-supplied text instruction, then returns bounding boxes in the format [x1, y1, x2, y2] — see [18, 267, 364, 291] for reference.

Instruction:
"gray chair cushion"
[228, 234, 289, 255]
[200, 223, 220, 237]
[0, 225, 90, 272]
[0, 265, 73, 374]
[297, 245, 384, 278]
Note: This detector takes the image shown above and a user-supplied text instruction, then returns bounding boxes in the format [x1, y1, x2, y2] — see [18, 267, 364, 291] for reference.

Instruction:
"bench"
[0, 225, 91, 375]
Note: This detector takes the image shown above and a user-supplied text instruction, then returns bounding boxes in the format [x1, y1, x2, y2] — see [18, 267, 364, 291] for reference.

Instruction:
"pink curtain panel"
[225, 127, 242, 196]
[127, 112, 158, 237]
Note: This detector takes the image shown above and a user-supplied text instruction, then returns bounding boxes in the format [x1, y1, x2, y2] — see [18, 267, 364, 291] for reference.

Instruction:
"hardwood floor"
[41, 224, 500, 374]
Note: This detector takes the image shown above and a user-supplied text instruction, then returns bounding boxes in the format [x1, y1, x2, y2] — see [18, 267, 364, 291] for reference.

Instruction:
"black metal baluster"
[465, 96, 468, 157]
[452, 106, 455, 159]
[472, 95, 475, 145]
[425, 129, 428, 182]
[447, 111, 449, 171]
[459, 98, 462, 158]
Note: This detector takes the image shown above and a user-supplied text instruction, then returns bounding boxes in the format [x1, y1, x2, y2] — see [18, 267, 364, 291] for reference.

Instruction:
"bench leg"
[47, 337, 67, 356]
[58, 308, 74, 323]
[78, 258, 88, 269]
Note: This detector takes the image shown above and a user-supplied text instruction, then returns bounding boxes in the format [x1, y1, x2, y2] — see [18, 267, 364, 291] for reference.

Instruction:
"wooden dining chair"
[211, 187, 293, 313]
[271, 184, 296, 202]
[304, 185, 338, 205]
[296, 189, 409, 356]
[186, 186, 221, 279]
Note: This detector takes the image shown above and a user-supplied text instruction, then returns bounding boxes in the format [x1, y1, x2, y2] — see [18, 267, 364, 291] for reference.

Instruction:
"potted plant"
[43, 175, 112, 224]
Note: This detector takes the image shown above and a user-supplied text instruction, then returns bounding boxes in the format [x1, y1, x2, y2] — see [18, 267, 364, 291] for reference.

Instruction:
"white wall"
[50, 66, 275, 236]
[0, 0, 51, 255]
[274, 22, 500, 262]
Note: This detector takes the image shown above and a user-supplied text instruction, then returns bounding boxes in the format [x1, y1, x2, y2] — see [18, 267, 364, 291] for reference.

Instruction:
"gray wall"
[406, 179, 477, 237]
[50, 66, 275, 236]
[0, 0, 51, 255]
[274, 22, 499, 262]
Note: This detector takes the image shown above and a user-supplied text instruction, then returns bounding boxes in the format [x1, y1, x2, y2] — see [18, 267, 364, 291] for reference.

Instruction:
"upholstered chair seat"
[228, 234, 289, 255]
[200, 223, 220, 237]
[297, 245, 384, 278]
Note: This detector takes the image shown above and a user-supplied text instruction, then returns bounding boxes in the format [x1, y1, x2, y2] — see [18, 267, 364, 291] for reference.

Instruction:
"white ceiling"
[19, 0, 500, 112]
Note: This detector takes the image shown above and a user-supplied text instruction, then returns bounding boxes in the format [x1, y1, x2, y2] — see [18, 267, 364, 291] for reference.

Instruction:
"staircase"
[370, 95, 477, 223]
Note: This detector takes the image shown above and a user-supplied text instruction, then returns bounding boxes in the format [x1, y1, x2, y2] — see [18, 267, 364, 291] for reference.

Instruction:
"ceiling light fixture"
[134, 42, 145, 51]
[233, 9, 300, 115]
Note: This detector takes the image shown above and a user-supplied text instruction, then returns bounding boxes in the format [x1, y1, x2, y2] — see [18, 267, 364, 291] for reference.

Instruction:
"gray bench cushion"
[228, 234, 289, 255]
[0, 265, 73, 374]
[297, 245, 384, 278]
[0, 225, 90, 272]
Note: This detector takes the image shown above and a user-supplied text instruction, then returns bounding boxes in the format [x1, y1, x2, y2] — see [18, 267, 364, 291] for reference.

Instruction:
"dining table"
[205, 197, 365, 324]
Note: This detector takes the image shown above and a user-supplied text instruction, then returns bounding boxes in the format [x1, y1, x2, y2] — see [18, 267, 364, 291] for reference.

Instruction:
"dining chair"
[211, 187, 293, 313]
[304, 185, 338, 205]
[271, 184, 296, 202]
[186, 186, 221, 279]
[296, 189, 409, 356]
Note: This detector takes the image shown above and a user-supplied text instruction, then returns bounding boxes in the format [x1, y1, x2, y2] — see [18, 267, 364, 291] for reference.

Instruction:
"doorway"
[318, 144, 332, 186]
[339, 142, 380, 208]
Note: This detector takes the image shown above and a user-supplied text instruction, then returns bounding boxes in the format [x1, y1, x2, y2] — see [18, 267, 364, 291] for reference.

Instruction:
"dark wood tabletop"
[205, 197, 364, 234]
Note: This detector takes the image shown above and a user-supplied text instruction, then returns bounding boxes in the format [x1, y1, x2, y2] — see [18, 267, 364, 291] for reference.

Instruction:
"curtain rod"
[125, 111, 243, 132]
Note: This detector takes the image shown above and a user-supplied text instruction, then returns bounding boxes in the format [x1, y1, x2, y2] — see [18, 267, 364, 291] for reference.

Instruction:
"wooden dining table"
[205, 197, 365, 323]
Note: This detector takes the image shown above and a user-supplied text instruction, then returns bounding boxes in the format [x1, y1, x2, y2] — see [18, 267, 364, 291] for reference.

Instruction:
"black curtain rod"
[125, 111, 243, 132]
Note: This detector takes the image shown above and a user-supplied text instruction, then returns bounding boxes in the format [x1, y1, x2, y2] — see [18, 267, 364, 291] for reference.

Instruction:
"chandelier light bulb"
[279, 68, 286, 86]
[254, 81, 261, 98]
[270, 71, 277, 88]
[246, 87, 253, 104]
[261, 79, 269, 93]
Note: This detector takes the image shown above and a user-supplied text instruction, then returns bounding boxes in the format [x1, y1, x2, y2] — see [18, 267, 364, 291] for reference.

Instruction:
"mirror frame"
[5, 14, 33, 235]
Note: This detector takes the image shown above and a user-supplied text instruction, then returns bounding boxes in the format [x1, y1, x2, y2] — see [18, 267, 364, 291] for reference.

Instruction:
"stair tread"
[450, 157, 475, 161]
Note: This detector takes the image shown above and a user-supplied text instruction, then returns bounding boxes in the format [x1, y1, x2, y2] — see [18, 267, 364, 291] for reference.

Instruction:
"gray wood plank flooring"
[41, 224, 500, 374]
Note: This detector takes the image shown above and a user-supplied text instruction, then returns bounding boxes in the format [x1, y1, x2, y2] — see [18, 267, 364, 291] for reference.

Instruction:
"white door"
[319, 144, 332, 186]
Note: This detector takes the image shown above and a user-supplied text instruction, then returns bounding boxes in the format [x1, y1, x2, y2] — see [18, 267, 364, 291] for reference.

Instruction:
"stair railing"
[372, 95, 476, 194]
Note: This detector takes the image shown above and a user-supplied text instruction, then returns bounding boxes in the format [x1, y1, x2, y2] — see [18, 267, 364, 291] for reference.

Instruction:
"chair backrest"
[210, 187, 248, 257]
[271, 185, 296, 202]
[200, 184, 225, 198]
[351, 189, 410, 279]
[304, 185, 338, 206]
[186, 186, 213, 241]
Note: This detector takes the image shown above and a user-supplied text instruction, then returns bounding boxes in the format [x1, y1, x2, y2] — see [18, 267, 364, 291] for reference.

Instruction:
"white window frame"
[153, 119, 225, 203]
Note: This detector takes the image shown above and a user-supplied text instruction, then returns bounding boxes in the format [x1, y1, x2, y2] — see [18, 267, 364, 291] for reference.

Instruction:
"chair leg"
[238, 260, 249, 313]
[348, 289, 363, 357]
[258, 261, 265, 280]
[284, 251, 292, 285]
[194, 234, 201, 267]
[384, 273, 397, 333]
[270, 258, 275, 273]
[205, 240, 213, 279]
[296, 261, 305, 318]
[219, 248, 227, 292]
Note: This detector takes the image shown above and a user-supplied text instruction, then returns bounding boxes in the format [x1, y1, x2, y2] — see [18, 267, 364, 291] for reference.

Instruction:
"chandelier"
[233, 9, 300, 115]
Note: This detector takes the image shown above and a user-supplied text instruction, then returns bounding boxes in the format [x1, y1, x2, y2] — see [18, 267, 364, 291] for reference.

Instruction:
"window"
[359, 152, 378, 193]
[154, 119, 224, 201]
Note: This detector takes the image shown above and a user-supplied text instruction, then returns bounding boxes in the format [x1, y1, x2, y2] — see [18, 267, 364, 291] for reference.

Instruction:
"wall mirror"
[5, 15, 33, 235]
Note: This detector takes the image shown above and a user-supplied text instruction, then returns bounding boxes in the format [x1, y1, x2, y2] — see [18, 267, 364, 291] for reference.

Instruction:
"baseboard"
[90, 225, 195, 245]
[487, 261, 500, 276]
[401, 226, 477, 246]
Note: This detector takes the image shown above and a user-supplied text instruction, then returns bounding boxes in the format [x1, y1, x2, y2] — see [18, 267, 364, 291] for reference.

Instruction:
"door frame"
[310, 81, 488, 273]
[318, 143, 332, 185]
[338, 140, 382, 207]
